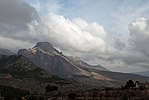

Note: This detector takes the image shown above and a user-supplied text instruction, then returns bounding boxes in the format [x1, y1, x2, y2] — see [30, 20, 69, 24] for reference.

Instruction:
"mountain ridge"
[134, 71, 149, 77]
[16, 42, 149, 86]
[0, 48, 14, 55]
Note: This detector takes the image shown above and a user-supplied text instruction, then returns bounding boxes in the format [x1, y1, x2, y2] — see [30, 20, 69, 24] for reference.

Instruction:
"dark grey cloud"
[0, 0, 39, 40]
[0, 0, 39, 49]
[0, 0, 38, 30]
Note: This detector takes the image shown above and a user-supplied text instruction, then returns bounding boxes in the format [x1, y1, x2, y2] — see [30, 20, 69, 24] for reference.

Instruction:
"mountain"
[34, 42, 59, 53]
[0, 54, 73, 93]
[0, 48, 14, 55]
[17, 42, 149, 86]
[0, 55, 52, 79]
[1, 42, 149, 94]
[68, 56, 109, 71]
[18, 42, 81, 78]
[17, 42, 117, 86]
[134, 71, 149, 77]
[18, 42, 108, 74]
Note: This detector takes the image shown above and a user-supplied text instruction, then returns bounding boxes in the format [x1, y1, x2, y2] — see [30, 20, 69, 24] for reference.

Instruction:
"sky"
[0, 0, 149, 72]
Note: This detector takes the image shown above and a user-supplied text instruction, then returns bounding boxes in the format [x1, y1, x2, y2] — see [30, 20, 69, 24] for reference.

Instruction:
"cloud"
[0, 36, 33, 49]
[0, 0, 108, 55]
[0, 0, 38, 49]
[111, 0, 149, 35]
[79, 17, 149, 72]
[129, 18, 149, 36]
[72, 18, 106, 38]
[0, 0, 38, 30]
[26, 0, 62, 15]
[101, 17, 149, 72]
[32, 13, 108, 54]
[129, 17, 149, 56]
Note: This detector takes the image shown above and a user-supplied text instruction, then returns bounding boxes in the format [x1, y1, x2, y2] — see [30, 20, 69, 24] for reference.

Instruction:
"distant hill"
[0, 48, 14, 55]
[0, 55, 51, 79]
[134, 71, 149, 77]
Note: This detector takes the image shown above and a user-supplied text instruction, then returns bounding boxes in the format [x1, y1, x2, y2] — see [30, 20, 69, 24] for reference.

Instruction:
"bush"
[0, 85, 30, 98]
[68, 93, 76, 100]
[45, 84, 58, 92]
[125, 80, 135, 89]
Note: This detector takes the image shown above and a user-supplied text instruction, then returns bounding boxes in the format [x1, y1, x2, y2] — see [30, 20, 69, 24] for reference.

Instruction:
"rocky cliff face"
[34, 42, 59, 53]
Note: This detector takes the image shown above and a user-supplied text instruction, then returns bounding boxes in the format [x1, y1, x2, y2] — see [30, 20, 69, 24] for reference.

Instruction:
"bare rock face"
[34, 42, 56, 53]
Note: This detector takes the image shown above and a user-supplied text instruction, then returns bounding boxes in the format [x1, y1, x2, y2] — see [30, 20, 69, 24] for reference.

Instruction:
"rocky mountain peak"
[34, 42, 55, 52]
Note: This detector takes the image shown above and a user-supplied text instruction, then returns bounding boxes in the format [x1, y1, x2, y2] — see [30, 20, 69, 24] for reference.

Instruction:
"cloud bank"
[33, 14, 107, 54]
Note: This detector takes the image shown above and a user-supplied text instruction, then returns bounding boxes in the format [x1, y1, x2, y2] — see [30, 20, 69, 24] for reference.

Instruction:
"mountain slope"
[0, 55, 52, 79]
[0, 54, 73, 93]
[68, 56, 109, 71]
[134, 71, 149, 77]
[0, 48, 14, 55]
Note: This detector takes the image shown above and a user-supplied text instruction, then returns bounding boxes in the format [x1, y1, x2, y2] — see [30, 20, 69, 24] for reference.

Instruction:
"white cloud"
[129, 17, 149, 37]
[111, 0, 149, 35]
[128, 17, 149, 57]
[0, 36, 33, 49]
[103, 17, 149, 72]
[72, 18, 106, 38]
[32, 13, 108, 54]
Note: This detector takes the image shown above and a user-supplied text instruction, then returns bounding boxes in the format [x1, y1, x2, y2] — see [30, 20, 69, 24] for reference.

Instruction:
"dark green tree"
[125, 80, 135, 89]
